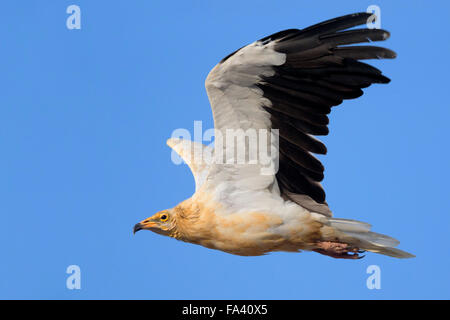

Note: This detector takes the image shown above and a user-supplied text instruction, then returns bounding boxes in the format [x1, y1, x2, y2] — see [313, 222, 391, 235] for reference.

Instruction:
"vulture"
[133, 12, 414, 259]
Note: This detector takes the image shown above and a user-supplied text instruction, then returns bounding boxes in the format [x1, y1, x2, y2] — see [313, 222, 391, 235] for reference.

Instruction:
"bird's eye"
[160, 214, 168, 222]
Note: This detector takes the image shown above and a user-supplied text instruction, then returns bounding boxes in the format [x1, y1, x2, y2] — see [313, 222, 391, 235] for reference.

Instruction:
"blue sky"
[1, 0, 449, 299]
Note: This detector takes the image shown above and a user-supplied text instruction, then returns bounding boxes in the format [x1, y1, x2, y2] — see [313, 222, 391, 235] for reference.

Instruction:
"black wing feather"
[259, 12, 395, 204]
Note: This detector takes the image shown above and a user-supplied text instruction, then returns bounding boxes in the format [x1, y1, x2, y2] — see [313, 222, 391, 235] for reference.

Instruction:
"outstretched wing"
[203, 12, 395, 214]
[167, 138, 213, 191]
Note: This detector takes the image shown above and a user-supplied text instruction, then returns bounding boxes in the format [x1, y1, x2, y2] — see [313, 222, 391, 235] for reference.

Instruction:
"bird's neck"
[170, 197, 216, 243]
[169, 199, 200, 240]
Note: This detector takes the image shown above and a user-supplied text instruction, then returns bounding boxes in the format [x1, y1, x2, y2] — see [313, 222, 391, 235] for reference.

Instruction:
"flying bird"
[134, 12, 414, 259]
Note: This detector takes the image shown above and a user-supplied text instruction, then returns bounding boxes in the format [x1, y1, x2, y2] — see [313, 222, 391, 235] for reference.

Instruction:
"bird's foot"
[313, 241, 365, 259]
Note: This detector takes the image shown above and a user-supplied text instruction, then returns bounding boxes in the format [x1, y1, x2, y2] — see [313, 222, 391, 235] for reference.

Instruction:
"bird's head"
[133, 209, 176, 237]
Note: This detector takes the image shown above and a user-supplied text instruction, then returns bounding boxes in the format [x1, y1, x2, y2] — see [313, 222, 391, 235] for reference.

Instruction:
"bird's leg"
[313, 241, 365, 259]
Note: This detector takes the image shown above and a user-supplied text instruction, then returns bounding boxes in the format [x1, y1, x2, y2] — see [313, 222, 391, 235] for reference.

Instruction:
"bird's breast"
[192, 211, 320, 256]
[174, 195, 323, 256]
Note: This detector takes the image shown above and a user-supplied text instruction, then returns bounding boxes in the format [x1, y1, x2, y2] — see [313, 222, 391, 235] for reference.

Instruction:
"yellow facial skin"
[133, 210, 172, 235]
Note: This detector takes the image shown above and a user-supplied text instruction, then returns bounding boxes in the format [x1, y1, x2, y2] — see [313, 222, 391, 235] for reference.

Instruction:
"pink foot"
[313, 241, 365, 259]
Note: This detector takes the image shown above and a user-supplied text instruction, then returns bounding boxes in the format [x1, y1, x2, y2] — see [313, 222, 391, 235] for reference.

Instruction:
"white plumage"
[134, 12, 414, 259]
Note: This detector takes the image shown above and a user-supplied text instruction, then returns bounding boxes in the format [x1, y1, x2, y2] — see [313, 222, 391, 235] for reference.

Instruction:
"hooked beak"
[133, 219, 157, 234]
[133, 223, 143, 234]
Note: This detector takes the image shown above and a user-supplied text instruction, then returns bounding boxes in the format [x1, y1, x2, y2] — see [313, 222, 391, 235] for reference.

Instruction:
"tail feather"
[328, 218, 415, 259]
[365, 246, 415, 259]
[344, 231, 400, 248]
[329, 218, 371, 233]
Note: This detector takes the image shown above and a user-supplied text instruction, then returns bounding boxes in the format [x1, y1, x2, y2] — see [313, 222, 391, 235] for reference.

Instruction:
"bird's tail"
[327, 218, 415, 258]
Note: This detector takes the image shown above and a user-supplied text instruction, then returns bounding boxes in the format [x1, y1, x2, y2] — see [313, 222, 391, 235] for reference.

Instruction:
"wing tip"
[167, 137, 182, 148]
